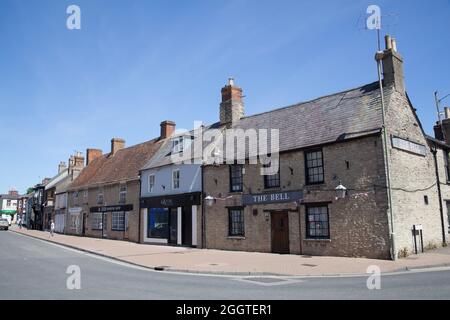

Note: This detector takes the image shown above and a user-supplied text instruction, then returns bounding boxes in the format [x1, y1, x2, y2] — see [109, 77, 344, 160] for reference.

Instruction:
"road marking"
[9, 231, 450, 280]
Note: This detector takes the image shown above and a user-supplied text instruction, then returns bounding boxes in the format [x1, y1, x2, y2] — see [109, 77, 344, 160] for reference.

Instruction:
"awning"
[0, 210, 16, 215]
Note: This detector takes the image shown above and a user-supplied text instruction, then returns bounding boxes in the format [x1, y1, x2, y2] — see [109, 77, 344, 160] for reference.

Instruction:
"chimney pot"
[380, 34, 405, 94]
[160, 121, 176, 140]
[385, 35, 392, 50]
[445, 107, 450, 120]
[58, 161, 67, 173]
[111, 138, 125, 155]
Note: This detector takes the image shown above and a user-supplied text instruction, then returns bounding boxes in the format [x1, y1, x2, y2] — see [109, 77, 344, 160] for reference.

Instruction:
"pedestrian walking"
[50, 220, 55, 237]
[18, 217, 22, 229]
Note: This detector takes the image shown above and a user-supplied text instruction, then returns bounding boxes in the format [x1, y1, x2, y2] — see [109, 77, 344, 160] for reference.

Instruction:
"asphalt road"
[1, 230, 450, 300]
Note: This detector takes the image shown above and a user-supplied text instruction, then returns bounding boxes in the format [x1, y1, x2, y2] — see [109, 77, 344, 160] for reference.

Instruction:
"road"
[1, 230, 450, 300]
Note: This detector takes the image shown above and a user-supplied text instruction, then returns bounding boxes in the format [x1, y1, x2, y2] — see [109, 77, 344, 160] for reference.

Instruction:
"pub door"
[271, 212, 290, 254]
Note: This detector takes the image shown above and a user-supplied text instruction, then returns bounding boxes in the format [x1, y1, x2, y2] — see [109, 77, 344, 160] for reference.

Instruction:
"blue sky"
[0, 0, 449, 194]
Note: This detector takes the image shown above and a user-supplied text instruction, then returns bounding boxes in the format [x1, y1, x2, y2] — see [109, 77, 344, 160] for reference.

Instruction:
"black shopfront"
[140, 192, 201, 246]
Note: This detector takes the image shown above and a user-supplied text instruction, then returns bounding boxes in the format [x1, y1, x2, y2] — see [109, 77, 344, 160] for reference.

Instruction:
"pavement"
[9, 226, 450, 276]
[2, 230, 450, 300]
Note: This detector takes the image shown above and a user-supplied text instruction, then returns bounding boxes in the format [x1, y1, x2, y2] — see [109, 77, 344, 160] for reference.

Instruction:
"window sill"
[303, 238, 331, 242]
[227, 236, 246, 240]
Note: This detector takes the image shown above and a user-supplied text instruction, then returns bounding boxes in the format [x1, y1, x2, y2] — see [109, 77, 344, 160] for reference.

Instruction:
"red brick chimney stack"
[160, 120, 176, 140]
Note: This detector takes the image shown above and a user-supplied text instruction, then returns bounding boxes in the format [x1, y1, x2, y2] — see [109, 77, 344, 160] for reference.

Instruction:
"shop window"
[172, 169, 180, 189]
[119, 184, 127, 204]
[228, 208, 245, 236]
[306, 205, 330, 239]
[91, 213, 102, 230]
[148, 175, 155, 193]
[305, 149, 324, 184]
[147, 208, 169, 238]
[230, 165, 243, 192]
[111, 212, 125, 231]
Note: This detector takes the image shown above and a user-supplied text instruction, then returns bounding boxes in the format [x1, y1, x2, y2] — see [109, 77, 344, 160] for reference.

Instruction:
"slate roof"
[69, 138, 164, 190]
[229, 81, 384, 155]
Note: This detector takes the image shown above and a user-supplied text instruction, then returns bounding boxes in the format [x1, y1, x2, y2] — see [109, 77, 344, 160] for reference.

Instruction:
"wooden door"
[271, 212, 290, 254]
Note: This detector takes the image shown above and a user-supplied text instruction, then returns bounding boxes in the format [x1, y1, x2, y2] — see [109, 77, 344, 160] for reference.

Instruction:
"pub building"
[65, 125, 169, 242]
[203, 37, 450, 259]
[139, 127, 204, 247]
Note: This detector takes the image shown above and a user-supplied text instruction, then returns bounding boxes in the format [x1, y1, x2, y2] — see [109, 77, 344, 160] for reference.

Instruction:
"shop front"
[140, 192, 201, 247]
[67, 207, 83, 235]
[89, 204, 133, 240]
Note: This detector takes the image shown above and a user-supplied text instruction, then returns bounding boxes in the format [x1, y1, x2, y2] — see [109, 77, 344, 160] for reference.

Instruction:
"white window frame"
[148, 174, 155, 193]
[119, 184, 127, 204]
[111, 211, 125, 231]
[91, 213, 102, 230]
[172, 137, 184, 154]
[97, 189, 104, 205]
[172, 169, 180, 190]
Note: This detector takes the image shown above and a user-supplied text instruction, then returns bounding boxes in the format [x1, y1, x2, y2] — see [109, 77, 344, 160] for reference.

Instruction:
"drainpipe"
[431, 145, 447, 246]
[375, 51, 396, 260]
[201, 165, 205, 249]
[138, 174, 142, 244]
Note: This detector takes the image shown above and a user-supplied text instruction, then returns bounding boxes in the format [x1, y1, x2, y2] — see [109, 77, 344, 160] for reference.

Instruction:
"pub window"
[91, 213, 102, 230]
[172, 169, 180, 189]
[230, 165, 244, 192]
[97, 189, 104, 205]
[228, 208, 245, 236]
[111, 211, 125, 231]
[305, 149, 324, 184]
[6, 200, 11, 207]
[306, 205, 330, 239]
[83, 189, 88, 199]
[119, 184, 127, 204]
[263, 162, 280, 189]
[148, 174, 155, 193]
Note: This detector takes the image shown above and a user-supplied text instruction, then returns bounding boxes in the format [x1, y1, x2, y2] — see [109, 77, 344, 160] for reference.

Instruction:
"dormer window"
[172, 137, 184, 154]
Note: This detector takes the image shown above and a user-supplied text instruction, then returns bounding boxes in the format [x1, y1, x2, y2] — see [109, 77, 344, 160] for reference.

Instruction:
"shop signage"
[90, 204, 133, 213]
[391, 136, 427, 156]
[242, 190, 303, 205]
[140, 192, 201, 208]
[68, 207, 82, 214]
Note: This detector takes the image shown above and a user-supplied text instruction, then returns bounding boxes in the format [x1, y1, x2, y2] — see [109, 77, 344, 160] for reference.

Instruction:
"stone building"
[202, 35, 450, 260]
[65, 127, 169, 242]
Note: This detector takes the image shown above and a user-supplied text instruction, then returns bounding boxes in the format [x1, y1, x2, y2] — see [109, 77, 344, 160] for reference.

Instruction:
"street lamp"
[204, 195, 215, 207]
[335, 181, 347, 199]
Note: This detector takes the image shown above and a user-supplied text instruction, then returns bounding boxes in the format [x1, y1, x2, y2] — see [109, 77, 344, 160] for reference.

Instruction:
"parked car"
[0, 219, 9, 231]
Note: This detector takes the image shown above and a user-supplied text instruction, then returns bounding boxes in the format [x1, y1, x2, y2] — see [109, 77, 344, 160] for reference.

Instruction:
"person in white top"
[50, 220, 55, 237]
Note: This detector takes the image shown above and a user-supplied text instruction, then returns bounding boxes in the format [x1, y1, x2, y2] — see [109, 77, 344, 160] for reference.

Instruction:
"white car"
[1, 215, 11, 226]
[0, 219, 9, 231]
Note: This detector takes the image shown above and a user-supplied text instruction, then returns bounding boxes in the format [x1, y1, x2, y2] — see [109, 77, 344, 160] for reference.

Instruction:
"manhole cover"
[301, 264, 318, 267]
[244, 277, 288, 284]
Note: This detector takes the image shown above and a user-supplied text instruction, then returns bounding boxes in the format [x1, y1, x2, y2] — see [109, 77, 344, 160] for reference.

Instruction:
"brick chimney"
[220, 78, 244, 126]
[8, 188, 18, 196]
[58, 161, 67, 173]
[68, 152, 85, 180]
[376, 35, 405, 94]
[434, 107, 450, 143]
[111, 138, 125, 155]
[86, 148, 102, 166]
[160, 121, 176, 139]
